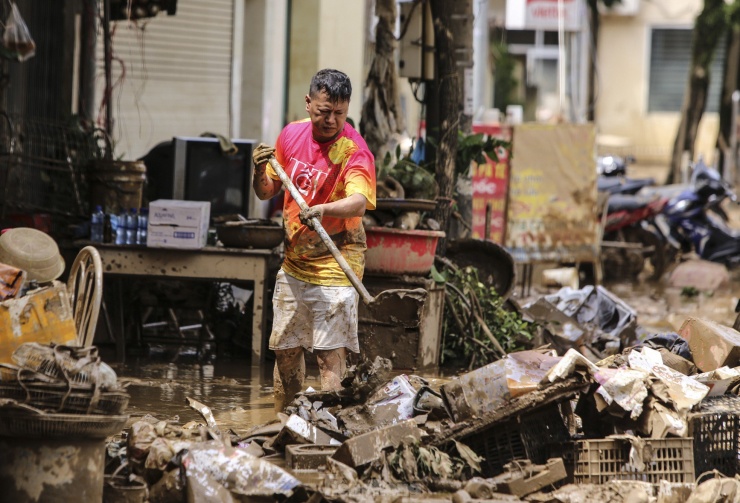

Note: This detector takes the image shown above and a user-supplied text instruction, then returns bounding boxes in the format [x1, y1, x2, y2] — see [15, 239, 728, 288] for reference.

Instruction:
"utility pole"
[427, 0, 473, 253]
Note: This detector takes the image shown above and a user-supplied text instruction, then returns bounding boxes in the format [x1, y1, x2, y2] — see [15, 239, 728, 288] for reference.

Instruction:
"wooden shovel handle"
[268, 158, 374, 304]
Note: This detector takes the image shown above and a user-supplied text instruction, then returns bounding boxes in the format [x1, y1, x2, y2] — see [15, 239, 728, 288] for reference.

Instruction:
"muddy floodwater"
[113, 359, 281, 434]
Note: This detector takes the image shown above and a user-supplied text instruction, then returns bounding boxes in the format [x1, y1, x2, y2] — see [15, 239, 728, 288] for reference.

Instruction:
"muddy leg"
[315, 347, 346, 392]
[273, 347, 305, 413]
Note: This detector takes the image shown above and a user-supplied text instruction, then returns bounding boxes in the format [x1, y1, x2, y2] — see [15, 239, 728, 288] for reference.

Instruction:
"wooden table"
[87, 243, 280, 361]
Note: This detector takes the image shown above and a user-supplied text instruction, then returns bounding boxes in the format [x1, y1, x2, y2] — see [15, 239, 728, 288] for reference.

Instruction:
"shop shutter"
[97, 0, 234, 158]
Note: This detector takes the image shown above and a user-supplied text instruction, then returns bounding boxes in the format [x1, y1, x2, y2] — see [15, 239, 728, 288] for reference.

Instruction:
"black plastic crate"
[462, 418, 527, 477]
[519, 402, 571, 464]
[689, 395, 740, 477]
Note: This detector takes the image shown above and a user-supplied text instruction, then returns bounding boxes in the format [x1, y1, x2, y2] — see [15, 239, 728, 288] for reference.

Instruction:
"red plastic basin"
[364, 227, 446, 275]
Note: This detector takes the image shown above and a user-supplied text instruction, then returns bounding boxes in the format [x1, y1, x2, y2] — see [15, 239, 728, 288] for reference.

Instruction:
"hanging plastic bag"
[3, 2, 35, 62]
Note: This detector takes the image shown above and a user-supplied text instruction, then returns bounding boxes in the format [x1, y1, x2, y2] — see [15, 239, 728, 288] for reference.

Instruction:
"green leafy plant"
[378, 143, 437, 200]
[434, 264, 536, 369]
[377, 132, 511, 202]
[425, 131, 510, 178]
[492, 40, 520, 112]
[680, 286, 700, 298]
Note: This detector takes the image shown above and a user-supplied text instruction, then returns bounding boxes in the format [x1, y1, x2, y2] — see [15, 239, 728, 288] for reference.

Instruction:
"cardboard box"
[148, 199, 210, 228]
[679, 317, 740, 372]
[147, 224, 207, 249]
[147, 200, 210, 249]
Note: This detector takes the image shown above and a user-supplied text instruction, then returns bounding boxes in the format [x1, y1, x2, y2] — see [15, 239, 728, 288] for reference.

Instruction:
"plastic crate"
[0, 383, 129, 415]
[690, 396, 740, 477]
[575, 437, 695, 484]
[462, 418, 527, 477]
[519, 402, 571, 464]
[697, 395, 740, 413]
[0, 412, 129, 439]
[460, 401, 573, 477]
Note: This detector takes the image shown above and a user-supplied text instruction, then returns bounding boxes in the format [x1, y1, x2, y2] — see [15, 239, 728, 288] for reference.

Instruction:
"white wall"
[286, 0, 366, 126]
[597, 0, 717, 164]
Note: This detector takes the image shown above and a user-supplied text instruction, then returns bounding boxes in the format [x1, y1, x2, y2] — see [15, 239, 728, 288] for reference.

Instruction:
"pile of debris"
[106, 285, 740, 502]
[0, 342, 129, 501]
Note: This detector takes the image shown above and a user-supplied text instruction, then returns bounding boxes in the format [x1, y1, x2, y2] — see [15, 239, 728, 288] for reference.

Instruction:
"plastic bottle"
[90, 205, 104, 243]
[115, 209, 127, 245]
[103, 213, 112, 243]
[137, 207, 148, 245]
[125, 208, 137, 245]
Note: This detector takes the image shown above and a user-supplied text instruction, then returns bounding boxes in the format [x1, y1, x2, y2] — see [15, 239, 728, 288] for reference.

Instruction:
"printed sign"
[506, 0, 584, 31]
[505, 123, 598, 263]
[471, 124, 511, 243]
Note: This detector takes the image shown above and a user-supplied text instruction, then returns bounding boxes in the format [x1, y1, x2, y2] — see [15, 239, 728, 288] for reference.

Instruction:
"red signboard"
[471, 124, 511, 244]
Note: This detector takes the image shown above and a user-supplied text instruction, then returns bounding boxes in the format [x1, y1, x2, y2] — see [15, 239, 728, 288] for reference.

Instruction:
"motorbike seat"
[606, 194, 656, 213]
[598, 177, 656, 195]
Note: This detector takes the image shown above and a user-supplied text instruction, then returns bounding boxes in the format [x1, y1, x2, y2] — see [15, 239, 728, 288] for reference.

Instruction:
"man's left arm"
[299, 193, 367, 227]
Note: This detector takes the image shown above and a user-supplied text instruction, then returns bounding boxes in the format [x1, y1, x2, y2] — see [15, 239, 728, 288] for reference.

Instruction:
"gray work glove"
[252, 143, 276, 168]
[299, 207, 324, 230]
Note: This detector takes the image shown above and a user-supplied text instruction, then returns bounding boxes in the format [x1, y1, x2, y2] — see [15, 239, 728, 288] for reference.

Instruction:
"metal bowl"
[216, 223, 285, 249]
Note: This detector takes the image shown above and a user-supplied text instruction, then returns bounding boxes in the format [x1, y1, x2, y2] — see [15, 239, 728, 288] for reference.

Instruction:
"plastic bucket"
[0, 436, 106, 502]
[364, 227, 445, 275]
[104, 475, 148, 503]
[89, 160, 147, 214]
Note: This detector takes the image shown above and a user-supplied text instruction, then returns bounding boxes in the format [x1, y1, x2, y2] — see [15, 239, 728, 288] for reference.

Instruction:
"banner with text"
[471, 124, 511, 243]
[505, 123, 598, 263]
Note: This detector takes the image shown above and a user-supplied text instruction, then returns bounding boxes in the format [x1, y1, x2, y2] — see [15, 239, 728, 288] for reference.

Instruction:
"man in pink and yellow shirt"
[252, 69, 376, 411]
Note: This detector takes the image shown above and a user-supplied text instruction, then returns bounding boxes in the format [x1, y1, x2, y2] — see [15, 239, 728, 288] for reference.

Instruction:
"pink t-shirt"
[266, 119, 376, 286]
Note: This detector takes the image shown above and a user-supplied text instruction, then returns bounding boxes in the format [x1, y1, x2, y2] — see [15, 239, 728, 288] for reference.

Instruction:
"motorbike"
[598, 175, 656, 196]
[657, 159, 740, 268]
[597, 155, 635, 177]
[600, 190, 670, 281]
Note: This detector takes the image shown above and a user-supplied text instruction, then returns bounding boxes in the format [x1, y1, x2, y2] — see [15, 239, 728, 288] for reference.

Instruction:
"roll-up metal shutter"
[648, 28, 724, 113]
[97, 0, 234, 158]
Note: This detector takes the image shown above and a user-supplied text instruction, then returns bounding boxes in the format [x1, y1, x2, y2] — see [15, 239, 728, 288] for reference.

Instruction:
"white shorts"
[269, 269, 360, 353]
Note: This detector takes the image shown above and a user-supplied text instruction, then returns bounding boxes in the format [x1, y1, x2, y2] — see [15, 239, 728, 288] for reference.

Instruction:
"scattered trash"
[181, 440, 301, 500]
[488, 458, 567, 497]
[271, 414, 341, 450]
[88, 281, 740, 502]
[185, 396, 219, 430]
[441, 349, 561, 422]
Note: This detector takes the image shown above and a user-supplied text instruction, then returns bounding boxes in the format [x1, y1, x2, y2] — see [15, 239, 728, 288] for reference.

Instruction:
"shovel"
[268, 157, 425, 327]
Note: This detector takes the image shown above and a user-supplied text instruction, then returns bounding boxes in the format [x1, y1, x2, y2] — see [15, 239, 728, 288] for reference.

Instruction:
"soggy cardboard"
[678, 317, 740, 372]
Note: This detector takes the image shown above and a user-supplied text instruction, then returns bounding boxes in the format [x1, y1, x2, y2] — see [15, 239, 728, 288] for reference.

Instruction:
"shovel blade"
[366, 288, 427, 328]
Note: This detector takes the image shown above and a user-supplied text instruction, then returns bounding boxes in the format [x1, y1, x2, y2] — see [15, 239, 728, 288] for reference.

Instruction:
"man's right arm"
[252, 142, 282, 200]
[253, 164, 281, 200]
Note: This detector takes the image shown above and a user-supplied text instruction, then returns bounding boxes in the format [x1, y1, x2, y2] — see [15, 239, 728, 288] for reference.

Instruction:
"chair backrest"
[66, 246, 103, 347]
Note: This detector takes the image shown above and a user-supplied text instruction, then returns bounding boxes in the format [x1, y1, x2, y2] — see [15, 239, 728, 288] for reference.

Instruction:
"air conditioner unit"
[600, 0, 640, 16]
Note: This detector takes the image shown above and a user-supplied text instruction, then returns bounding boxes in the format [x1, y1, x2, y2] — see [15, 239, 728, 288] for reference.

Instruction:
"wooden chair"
[67, 246, 103, 347]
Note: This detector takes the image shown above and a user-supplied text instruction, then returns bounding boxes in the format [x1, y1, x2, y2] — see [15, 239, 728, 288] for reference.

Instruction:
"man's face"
[305, 91, 349, 142]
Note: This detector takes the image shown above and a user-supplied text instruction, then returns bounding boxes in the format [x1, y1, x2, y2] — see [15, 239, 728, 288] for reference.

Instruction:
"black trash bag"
[643, 332, 693, 362]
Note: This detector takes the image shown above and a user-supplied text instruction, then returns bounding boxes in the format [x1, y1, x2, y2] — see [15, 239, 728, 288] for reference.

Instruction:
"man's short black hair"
[309, 69, 352, 102]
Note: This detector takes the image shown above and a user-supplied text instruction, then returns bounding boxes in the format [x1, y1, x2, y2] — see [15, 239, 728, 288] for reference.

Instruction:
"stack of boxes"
[147, 199, 211, 249]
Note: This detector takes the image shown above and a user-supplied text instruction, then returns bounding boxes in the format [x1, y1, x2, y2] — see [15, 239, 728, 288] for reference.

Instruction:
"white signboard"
[506, 0, 584, 31]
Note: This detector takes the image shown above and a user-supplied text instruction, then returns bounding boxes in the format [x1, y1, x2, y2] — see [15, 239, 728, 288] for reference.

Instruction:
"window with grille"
[648, 28, 725, 113]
